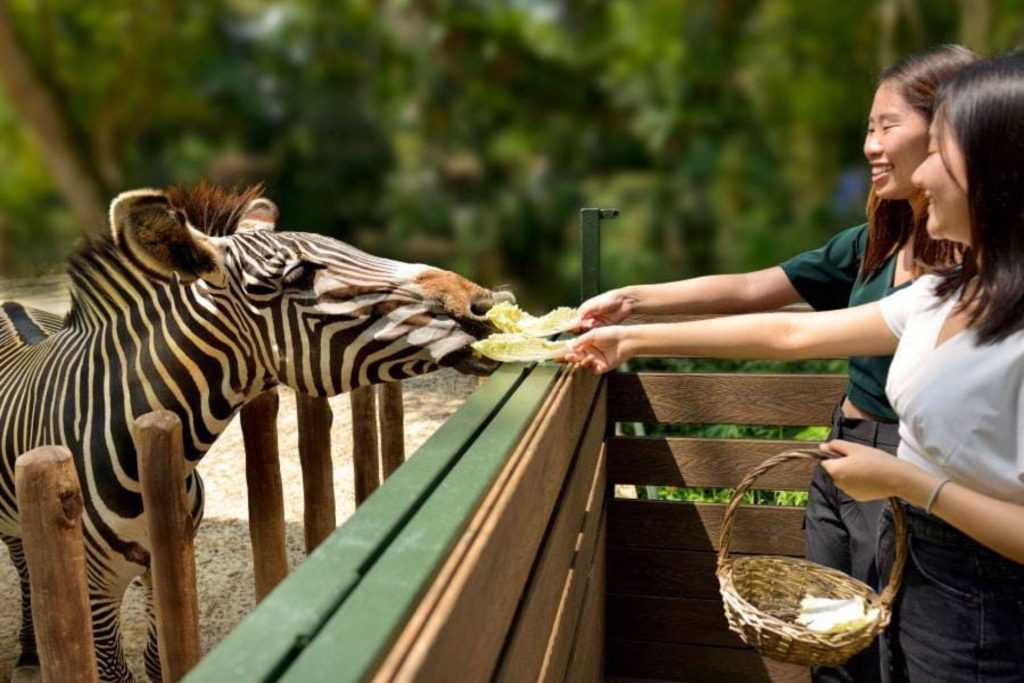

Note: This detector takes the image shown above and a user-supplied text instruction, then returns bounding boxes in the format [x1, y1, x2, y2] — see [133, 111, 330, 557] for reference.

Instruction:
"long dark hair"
[861, 44, 977, 276]
[933, 51, 1024, 344]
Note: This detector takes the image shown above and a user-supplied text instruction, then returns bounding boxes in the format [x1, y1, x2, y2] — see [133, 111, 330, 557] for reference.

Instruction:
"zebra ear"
[237, 197, 279, 232]
[110, 189, 226, 285]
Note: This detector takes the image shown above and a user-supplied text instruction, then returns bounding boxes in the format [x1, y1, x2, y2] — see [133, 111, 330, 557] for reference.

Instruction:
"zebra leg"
[139, 571, 162, 683]
[2, 534, 41, 683]
[90, 566, 138, 683]
[4, 530, 139, 682]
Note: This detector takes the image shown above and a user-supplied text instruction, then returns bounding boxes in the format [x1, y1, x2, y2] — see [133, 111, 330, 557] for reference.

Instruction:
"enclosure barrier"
[189, 207, 844, 680]
[240, 389, 290, 602]
[603, 317, 845, 682]
[14, 446, 98, 683]
[239, 381, 407, 601]
[13, 377, 410, 681]
[189, 317, 846, 682]
[13, 413, 204, 683]
[188, 360, 605, 682]
[136, 412, 202, 681]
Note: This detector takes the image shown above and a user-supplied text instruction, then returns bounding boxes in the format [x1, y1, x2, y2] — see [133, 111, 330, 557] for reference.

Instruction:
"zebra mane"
[164, 182, 266, 237]
[62, 183, 267, 328]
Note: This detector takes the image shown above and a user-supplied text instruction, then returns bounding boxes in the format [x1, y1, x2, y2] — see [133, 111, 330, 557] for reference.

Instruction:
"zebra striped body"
[0, 186, 508, 682]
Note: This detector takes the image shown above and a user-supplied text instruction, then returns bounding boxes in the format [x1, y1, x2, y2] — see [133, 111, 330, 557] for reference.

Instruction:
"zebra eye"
[282, 261, 323, 290]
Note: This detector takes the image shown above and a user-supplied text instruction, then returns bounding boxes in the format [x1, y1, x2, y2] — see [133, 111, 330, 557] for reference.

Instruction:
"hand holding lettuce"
[471, 302, 579, 363]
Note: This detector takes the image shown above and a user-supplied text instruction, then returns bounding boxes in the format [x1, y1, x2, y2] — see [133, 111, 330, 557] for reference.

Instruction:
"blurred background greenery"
[1, 0, 1022, 309]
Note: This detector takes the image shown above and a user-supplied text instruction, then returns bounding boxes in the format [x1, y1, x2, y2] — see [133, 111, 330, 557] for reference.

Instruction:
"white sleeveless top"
[879, 274, 1024, 504]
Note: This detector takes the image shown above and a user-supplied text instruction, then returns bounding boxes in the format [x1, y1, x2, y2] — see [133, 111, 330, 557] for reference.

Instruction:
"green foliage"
[645, 486, 809, 507]
[2, 1, 1022, 308]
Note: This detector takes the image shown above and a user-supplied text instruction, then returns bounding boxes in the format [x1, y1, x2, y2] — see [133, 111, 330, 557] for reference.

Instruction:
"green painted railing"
[187, 361, 565, 682]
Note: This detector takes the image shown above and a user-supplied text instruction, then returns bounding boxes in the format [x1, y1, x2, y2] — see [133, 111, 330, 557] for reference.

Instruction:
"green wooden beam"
[186, 364, 531, 682]
[278, 363, 564, 682]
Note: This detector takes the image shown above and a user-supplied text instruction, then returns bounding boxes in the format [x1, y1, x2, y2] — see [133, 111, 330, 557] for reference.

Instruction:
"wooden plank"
[608, 640, 810, 683]
[608, 373, 845, 426]
[296, 394, 336, 553]
[187, 365, 529, 683]
[608, 546, 722, 600]
[525, 465, 607, 683]
[240, 389, 289, 602]
[535, 487, 606, 683]
[608, 594, 742, 647]
[372, 367, 602, 682]
[608, 499, 806, 555]
[136, 412, 202, 681]
[608, 437, 818, 489]
[495, 393, 606, 682]
[278, 364, 565, 683]
[351, 385, 381, 504]
[379, 382, 405, 479]
[15, 446, 98, 683]
[607, 546, 810, 601]
[558, 513, 606, 683]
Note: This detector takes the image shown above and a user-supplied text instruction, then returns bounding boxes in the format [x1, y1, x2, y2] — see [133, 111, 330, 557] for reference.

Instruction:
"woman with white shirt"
[564, 52, 1024, 682]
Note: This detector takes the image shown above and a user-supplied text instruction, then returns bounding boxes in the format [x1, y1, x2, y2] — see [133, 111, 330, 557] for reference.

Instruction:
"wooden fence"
[19, 209, 853, 681]
[603, 327, 846, 682]
[241, 382, 407, 601]
[191, 337, 845, 681]
[13, 380, 409, 682]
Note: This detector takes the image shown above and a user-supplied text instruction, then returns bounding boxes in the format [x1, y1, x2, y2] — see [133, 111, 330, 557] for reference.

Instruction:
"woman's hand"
[823, 445, 1024, 566]
[560, 326, 633, 374]
[577, 289, 636, 330]
[815, 440, 913, 499]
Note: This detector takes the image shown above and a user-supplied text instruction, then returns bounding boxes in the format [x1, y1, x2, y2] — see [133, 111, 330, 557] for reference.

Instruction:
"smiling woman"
[566, 51, 1024, 683]
[572, 43, 977, 683]
[864, 83, 929, 198]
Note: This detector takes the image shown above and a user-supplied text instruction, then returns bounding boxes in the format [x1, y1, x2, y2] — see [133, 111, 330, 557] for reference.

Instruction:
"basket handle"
[716, 448, 907, 609]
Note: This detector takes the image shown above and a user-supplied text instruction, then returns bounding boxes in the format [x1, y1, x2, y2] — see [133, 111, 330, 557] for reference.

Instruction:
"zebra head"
[109, 185, 512, 396]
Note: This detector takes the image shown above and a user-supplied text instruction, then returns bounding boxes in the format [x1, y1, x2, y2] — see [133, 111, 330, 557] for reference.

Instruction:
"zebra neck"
[62, 245, 273, 415]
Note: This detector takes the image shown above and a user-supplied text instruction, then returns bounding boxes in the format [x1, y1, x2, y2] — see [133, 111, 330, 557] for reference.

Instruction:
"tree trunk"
[0, 0, 109, 240]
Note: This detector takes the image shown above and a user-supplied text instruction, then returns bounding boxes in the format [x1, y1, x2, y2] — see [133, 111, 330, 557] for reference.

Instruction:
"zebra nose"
[470, 290, 516, 318]
[470, 298, 494, 317]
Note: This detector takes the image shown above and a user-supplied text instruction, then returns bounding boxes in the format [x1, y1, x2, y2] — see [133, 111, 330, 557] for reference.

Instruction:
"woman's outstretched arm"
[578, 267, 803, 329]
[564, 300, 898, 374]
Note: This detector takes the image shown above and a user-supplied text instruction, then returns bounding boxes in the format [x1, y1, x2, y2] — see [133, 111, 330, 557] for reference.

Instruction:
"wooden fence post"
[135, 411, 201, 682]
[350, 386, 380, 504]
[15, 446, 98, 683]
[296, 394, 336, 553]
[378, 382, 405, 480]
[240, 389, 289, 602]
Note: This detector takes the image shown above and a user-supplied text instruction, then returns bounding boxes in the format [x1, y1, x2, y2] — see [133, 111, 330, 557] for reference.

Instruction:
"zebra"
[0, 184, 513, 682]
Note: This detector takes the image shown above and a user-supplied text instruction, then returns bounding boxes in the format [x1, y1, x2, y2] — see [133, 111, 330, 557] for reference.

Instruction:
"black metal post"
[579, 207, 618, 303]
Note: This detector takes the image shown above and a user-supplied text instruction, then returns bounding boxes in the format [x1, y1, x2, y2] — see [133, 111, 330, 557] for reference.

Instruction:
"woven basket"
[716, 448, 907, 667]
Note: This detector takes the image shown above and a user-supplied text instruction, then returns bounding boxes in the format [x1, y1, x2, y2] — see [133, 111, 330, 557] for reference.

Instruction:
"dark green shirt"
[779, 224, 906, 422]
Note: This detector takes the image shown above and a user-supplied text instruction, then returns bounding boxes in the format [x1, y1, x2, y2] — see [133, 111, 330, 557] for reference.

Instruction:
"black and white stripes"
[0, 185, 509, 682]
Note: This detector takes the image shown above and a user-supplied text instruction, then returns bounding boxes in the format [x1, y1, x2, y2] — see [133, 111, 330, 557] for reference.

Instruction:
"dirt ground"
[0, 370, 479, 681]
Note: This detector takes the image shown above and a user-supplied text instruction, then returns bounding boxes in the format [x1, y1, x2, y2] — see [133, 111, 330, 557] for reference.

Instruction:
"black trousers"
[877, 504, 1024, 682]
[805, 403, 900, 683]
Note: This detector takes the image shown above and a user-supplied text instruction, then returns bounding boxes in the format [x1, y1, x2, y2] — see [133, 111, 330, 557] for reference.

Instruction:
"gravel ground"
[0, 370, 479, 681]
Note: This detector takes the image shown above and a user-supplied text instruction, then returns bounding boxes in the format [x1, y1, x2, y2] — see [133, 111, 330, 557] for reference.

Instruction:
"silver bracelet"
[925, 477, 952, 515]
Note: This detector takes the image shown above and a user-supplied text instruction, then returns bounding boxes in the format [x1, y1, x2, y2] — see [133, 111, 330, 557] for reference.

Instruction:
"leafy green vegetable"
[485, 302, 579, 337]
[471, 333, 570, 363]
